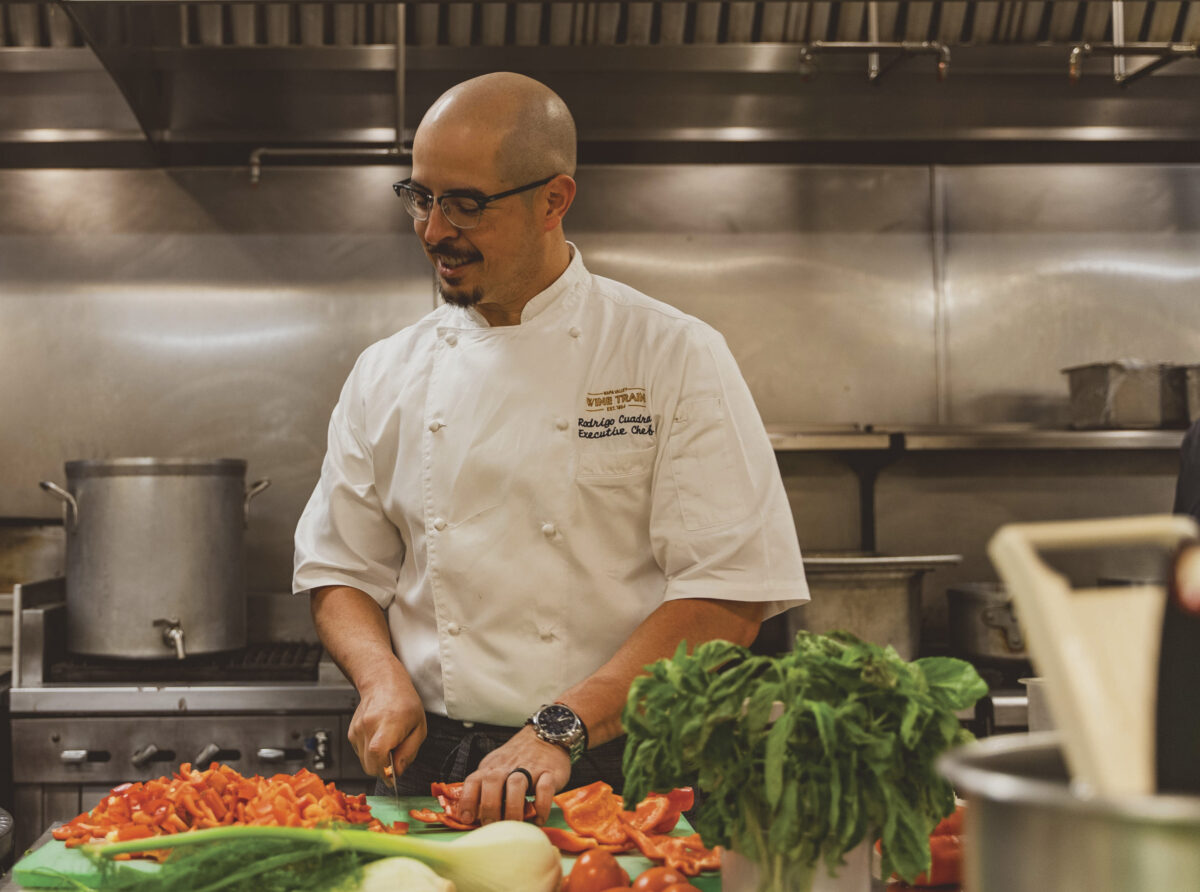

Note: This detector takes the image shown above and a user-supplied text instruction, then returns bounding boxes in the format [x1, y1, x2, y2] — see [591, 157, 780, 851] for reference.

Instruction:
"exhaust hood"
[3, 1, 1200, 168]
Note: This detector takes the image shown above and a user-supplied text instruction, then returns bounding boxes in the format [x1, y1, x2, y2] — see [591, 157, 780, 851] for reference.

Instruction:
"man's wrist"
[526, 702, 588, 763]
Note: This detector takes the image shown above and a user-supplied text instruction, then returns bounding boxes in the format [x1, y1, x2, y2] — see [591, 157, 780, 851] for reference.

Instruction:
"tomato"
[660, 884, 703, 892]
[630, 866, 691, 892]
[564, 849, 631, 891]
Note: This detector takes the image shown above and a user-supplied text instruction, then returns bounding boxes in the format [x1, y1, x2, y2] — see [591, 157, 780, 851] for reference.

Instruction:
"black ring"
[508, 767, 534, 790]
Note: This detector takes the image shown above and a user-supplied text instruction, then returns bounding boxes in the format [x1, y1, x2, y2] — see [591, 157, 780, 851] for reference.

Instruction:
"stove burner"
[48, 642, 323, 684]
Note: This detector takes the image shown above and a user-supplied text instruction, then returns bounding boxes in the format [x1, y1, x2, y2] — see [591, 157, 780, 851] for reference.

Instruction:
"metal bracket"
[802, 40, 951, 83]
[1068, 42, 1200, 87]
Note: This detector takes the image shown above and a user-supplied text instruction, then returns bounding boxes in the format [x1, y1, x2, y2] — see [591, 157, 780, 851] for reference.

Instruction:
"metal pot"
[946, 582, 1028, 665]
[940, 733, 1200, 892]
[790, 553, 961, 661]
[40, 459, 269, 659]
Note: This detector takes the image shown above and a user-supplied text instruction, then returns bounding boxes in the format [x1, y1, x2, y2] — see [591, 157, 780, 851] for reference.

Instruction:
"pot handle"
[39, 480, 78, 530]
[244, 478, 271, 526]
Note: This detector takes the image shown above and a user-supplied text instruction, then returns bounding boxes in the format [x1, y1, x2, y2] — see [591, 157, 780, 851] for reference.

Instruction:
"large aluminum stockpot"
[40, 458, 269, 659]
[940, 733, 1200, 892]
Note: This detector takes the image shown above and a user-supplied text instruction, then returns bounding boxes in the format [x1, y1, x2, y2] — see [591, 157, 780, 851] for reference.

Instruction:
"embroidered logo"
[579, 387, 653, 439]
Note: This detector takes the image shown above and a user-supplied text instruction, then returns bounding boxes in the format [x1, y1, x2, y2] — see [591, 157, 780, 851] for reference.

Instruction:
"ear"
[541, 175, 577, 232]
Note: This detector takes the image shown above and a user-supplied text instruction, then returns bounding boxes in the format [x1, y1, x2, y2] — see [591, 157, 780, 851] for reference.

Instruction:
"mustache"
[427, 245, 482, 263]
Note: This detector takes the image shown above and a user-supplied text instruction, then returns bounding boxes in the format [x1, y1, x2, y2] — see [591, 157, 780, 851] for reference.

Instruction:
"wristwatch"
[526, 703, 588, 764]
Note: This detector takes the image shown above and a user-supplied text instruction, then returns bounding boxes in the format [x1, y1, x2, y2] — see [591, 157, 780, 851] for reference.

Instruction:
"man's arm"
[311, 585, 427, 781]
[461, 596, 761, 825]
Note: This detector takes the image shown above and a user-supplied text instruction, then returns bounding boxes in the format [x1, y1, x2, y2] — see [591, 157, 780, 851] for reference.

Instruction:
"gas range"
[8, 578, 365, 854]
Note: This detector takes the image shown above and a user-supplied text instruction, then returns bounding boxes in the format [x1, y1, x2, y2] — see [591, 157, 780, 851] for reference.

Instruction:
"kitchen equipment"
[0, 519, 64, 590]
[940, 733, 1200, 892]
[40, 458, 269, 659]
[1155, 541, 1200, 794]
[1061, 360, 1188, 429]
[988, 514, 1200, 797]
[789, 553, 961, 661]
[946, 582, 1027, 666]
[7, 577, 362, 856]
[1021, 677, 1054, 732]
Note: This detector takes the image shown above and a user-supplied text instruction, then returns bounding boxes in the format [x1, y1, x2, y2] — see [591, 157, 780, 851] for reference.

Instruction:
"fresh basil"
[621, 631, 986, 887]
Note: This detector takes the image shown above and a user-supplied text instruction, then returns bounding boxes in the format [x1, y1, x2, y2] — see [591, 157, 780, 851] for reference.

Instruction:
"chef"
[293, 71, 808, 828]
[1175, 416, 1200, 523]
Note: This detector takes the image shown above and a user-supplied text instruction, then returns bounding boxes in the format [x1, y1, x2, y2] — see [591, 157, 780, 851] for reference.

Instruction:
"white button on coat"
[541, 522, 558, 538]
[429, 420, 444, 432]
[433, 518, 447, 531]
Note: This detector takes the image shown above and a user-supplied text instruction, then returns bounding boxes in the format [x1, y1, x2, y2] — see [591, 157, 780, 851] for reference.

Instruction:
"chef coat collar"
[452, 243, 586, 329]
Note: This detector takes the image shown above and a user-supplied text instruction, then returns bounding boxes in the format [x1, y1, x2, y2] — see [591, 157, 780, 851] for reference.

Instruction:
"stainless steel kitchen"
[2, 1, 1200, 890]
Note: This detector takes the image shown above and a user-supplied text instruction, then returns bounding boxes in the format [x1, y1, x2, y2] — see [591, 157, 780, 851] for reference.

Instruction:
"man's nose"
[421, 200, 460, 243]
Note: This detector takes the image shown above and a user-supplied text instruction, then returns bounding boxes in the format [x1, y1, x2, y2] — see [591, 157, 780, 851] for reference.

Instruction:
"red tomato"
[661, 884, 703, 892]
[564, 850, 631, 891]
[630, 866, 691, 892]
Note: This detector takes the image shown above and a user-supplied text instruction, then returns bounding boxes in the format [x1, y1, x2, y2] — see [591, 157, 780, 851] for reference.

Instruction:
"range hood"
[3, 1, 1200, 168]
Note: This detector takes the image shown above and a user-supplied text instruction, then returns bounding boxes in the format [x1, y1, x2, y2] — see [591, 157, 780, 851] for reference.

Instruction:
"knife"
[1155, 539, 1200, 793]
[388, 748, 402, 810]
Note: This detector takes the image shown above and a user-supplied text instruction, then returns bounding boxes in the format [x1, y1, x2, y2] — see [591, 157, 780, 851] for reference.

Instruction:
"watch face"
[538, 704, 578, 739]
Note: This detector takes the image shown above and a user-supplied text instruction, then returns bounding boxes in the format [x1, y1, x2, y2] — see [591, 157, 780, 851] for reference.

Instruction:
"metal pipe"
[1112, 0, 1127, 82]
[866, 2, 880, 82]
[1066, 41, 1199, 86]
[394, 2, 406, 152]
[808, 40, 951, 82]
[247, 146, 406, 185]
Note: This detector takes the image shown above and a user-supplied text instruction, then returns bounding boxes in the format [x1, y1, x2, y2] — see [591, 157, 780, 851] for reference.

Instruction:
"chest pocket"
[576, 446, 656, 483]
[667, 396, 752, 531]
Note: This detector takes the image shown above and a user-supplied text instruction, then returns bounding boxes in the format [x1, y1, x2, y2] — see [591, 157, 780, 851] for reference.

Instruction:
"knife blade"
[389, 748, 402, 809]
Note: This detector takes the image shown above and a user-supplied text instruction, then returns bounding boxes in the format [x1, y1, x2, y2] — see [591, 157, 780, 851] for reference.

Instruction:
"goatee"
[438, 282, 484, 308]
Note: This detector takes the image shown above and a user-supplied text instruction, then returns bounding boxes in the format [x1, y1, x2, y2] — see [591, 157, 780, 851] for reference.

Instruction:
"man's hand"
[310, 585, 428, 786]
[348, 666, 427, 784]
[457, 725, 571, 826]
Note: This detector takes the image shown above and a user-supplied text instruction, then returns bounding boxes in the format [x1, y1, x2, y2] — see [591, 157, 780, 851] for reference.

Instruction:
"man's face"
[409, 126, 542, 313]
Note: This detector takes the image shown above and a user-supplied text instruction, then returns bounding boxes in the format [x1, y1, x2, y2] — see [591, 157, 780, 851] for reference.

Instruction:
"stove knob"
[60, 749, 88, 764]
[257, 747, 286, 764]
[131, 744, 160, 769]
[311, 730, 330, 771]
[193, 743, 221, 767]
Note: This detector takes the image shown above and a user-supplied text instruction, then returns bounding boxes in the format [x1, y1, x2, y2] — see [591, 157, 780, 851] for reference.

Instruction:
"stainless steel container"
[946, 582, 1028, 666]
[940, 733, 1200, 892]
[1062, 360, 1188, 429]
[788, 553, 960, 660]
[40, 459, 269, 659]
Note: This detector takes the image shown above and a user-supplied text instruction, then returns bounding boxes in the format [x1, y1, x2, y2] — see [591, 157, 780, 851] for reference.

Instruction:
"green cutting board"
[13, 796, 721, 890]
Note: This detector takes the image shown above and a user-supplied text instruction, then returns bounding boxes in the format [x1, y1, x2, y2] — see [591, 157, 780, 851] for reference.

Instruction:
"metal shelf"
[768, 425, 1187, 452]
[900, 428, 1187, 451]
[767, 428, 893, 452]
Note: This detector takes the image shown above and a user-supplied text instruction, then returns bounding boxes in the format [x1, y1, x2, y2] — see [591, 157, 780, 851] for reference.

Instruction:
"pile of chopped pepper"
[409, 780, 720, 877]
[52, 762, 407, 859]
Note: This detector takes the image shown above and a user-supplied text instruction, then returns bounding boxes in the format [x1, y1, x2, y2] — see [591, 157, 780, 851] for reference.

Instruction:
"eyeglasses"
[392, 175, 556, 230]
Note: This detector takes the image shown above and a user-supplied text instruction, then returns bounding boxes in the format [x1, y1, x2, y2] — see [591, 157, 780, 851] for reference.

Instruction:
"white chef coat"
[294, 246, 808, 726]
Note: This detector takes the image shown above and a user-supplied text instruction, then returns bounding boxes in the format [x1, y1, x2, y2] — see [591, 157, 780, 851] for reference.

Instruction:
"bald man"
[294, 73, 808, 826]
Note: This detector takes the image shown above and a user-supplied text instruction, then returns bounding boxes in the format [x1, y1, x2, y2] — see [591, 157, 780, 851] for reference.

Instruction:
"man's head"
[406, 73, 578, 323]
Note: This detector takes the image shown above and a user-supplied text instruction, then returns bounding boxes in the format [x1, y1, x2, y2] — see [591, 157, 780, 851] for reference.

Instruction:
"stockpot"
[945, 582, 1028, 666]
[40, 458, 269, 659]
[940, 733, 1200, 892]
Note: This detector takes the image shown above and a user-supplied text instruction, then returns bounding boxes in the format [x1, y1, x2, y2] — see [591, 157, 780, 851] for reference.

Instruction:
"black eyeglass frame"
[392, 174, 557, 228]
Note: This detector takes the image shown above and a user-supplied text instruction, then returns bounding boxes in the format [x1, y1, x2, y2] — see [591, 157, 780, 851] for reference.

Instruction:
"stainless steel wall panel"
[940, 165, 1200, 426]
[567, 165, 937, 425]
[0, 168, 432, 596]
[876, 450, 1181, 646]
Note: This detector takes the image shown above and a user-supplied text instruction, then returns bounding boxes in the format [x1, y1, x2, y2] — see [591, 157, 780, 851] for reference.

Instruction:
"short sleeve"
[293, 357, 406, 607]
[649, 328, 808, 620]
